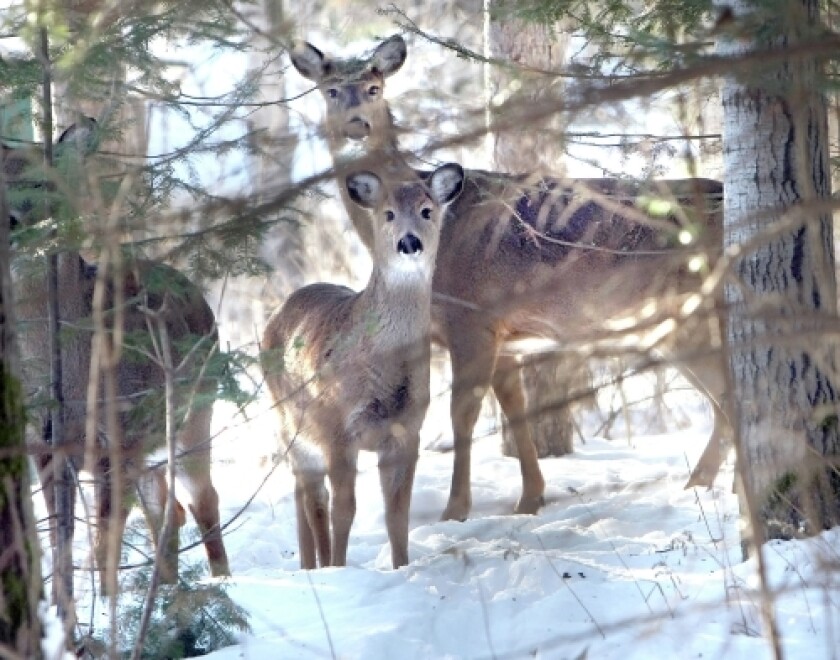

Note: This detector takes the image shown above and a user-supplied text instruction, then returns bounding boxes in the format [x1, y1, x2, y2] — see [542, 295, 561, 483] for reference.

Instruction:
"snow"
[46, 369, 840, 658]
[188, 371, 839, 659]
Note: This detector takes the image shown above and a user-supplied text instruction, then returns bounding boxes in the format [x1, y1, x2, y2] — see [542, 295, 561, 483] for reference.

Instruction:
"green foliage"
[763, 471, 802, 539]
[0, 367, 41, 649]
[209, 347, 260, 410]
[94, 522, 250, 658]
[116, 567, 250, 658]
[3, 0, 287, 278]
[488, 0, 718, 74]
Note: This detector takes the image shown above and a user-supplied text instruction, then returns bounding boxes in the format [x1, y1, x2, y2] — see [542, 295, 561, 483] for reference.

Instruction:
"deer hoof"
[440, 499, 471, 522]
[514, 494, 545, 515]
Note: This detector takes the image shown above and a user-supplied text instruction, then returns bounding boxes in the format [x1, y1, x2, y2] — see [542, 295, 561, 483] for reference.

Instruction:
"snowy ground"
[53, 369, 840, 659]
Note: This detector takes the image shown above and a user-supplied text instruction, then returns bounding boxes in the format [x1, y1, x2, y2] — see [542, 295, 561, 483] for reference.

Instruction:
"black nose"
[397, 234, 423, 255]
[345, 117, 371, 139]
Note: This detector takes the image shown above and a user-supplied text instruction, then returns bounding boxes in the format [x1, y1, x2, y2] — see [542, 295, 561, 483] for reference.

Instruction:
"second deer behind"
[261, 163, 464, 569]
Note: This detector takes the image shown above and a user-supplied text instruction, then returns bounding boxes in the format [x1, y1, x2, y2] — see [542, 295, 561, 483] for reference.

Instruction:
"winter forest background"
[2, 0, 840, 658]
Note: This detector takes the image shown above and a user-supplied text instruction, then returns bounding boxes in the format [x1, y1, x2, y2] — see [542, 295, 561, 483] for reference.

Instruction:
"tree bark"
[720, 0, 840, 543]
[0, 125, 44, 660]
[485, 2, 581, 458]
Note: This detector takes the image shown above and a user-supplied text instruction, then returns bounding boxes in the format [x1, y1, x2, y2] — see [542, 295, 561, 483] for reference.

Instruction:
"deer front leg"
[327, 447, 359, 567]
[378, 441, 420, 568]
[442, 328, 498, 521]
[492, 354, 545, 514]
[294, 470, 330, 569]
[176, 404, 231, 577]
[136, 466, 183, 585]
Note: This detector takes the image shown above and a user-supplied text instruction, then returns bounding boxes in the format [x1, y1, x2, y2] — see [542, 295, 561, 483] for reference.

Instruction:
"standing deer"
[261, 163, 464, 569]
[4, 118, 230, 592]
[290, 35, 729, 521]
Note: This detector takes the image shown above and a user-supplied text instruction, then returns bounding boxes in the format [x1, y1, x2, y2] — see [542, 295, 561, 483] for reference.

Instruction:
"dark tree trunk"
[0, 138, 44, 660]
[486, 2, 580, 458]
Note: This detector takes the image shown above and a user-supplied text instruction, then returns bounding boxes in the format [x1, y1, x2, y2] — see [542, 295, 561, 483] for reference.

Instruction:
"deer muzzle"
[344, 117, 371, 140]
[397, 233, 423, 255]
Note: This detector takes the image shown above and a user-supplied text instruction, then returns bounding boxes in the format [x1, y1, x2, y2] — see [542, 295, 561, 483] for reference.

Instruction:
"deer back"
[6, 120, 218, 457]
[291, 37, 724, 347]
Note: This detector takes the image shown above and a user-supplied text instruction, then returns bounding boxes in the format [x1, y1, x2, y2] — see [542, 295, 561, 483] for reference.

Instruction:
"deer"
[4, 117, 231, 593]
[290, 35, 730, 522]
[261, 162, 464, 569]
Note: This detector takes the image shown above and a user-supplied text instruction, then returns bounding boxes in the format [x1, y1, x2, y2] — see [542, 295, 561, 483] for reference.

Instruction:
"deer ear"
[429, 163, 464, 206]
[346, 171, 383, 209]
[370, 35, 407, 77]
[56, 116, 98, 154]
[291, 41, 327, 82]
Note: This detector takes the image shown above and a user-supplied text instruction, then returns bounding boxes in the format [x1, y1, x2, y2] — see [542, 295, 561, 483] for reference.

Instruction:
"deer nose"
[345, 117, 371, 139]
[397, 233, 423, 255]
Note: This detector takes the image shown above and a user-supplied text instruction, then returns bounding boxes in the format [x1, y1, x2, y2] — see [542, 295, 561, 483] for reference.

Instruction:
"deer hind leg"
[175, 403, 230, 577]
[294, 470, 330, 569]
[492, 354, 546, 514]
[35, 449, 58, 547]
[378, 441, 420, 568]
[442, 328, 498, 521]
[136, 465, 185, 585]
[685, 399, 732, 489]
[36, 442, 78, 603]
[675, 340, 732, 490]
[93, 456, 132, 597]
[327, 446, 359, 567]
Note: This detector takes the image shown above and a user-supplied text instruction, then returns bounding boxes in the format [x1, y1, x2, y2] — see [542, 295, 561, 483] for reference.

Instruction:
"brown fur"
[291, 37, 731, 520]
[4, 120, 230, 590]
[262, 164, 464, 568]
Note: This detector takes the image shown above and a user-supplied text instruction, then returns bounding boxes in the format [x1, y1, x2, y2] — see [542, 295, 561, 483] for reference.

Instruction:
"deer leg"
[492, 354, 546, 514]
[674, 340, 732, 490]
[136, 465, 183, 584]
[93, 457, 131, 597]
[327, 447, 358, 567]
[378, 441, 420, 568]
[176, 404, 230, 577]
[36, 451, 58, 547]
[685, 399, 732, 489]
[295, 470, 330, 569]
[37, 446, 78, 605]
[442, 328, 498, 522]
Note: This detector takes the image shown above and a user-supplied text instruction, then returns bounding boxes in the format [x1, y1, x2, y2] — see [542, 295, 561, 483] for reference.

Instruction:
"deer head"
[291, 35, 406, 152]
[346, 162, 463, 284]
[3, 116, 98, 228]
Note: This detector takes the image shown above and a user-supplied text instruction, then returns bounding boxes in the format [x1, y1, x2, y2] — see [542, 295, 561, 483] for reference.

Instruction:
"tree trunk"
[720, 0, 840, 544]
[0, 133, 44, 659]
[485, 2, 580, 458]
[213, 0, 301, 347]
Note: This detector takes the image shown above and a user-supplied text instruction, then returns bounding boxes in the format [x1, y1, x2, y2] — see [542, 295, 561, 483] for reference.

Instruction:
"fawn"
[262, 163, 464, 568]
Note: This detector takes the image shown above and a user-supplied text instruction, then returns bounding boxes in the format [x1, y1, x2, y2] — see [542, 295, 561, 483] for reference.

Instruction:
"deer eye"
[385, 210, 395, 222]
[327, 88, 339, 99]
[368, 85, 380, 97]
[420, 207, 432, 220]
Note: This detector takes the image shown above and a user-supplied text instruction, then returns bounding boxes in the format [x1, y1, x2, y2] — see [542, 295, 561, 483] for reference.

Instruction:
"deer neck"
[327, 129, 412, 255]
[355, 262, 434, 351]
